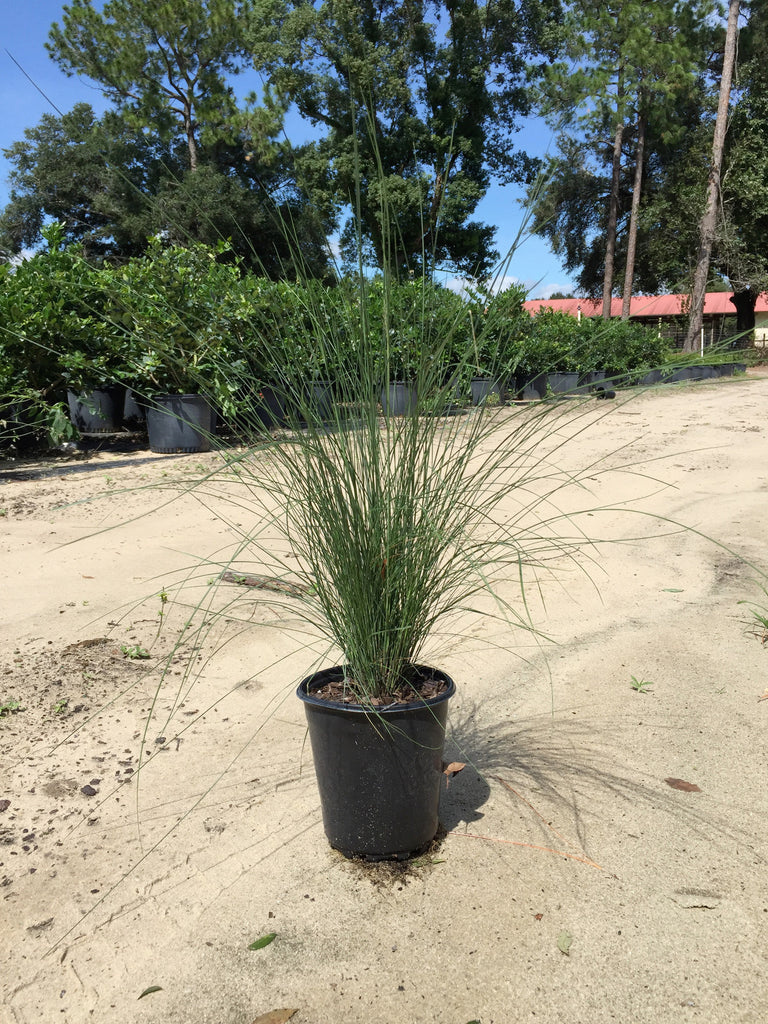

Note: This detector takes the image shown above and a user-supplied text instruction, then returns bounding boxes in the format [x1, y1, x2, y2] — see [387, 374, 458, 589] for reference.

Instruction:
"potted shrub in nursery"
[529, 309, 582, 395]
[0, 223, 120, 440]
[594, 319, 672, 388]
[112, 239, 242, 453]
[60, 265, 132, 434]
[368, 279, 424, 415]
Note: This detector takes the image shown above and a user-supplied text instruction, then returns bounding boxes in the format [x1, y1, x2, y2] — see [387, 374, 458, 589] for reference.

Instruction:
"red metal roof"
[522, 292, 768, 318]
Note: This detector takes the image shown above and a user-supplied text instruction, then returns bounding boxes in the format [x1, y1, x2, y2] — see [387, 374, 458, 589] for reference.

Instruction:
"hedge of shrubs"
[1, 229, 676, 448]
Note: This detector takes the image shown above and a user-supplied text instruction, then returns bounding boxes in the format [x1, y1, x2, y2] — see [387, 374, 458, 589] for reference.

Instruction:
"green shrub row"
[1, 229, 674, 443]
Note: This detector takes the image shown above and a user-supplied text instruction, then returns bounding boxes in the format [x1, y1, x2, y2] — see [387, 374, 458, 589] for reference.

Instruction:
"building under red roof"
[522, 292, 768, 319]
[522, 292, 768, 347]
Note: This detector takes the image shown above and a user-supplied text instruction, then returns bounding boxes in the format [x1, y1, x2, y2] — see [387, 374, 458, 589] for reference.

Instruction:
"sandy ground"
[1, 376, 767, 1024]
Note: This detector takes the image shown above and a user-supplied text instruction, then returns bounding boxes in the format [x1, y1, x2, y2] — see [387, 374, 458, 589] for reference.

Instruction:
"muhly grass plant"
[162, 269, 644, 708]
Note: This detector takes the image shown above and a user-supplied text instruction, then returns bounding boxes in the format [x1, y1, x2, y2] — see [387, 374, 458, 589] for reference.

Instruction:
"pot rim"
[297, 664, 455, 714]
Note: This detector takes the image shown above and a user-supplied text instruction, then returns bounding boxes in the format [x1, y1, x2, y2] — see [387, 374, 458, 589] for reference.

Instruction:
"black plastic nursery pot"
[297, 665, 455, 860]
[254, 385, 286, 429]
[470, 376, 504, 406]
[145, 394, 214, 453]
[515, 373, 547, 400]
[380, 382, 417, 416]
[546, 371, 579, 395]
[305, 380, 334, 421]
[0, 404, 43, 453]
[637, 369, 663, 386]
[67, 385, 126, 433]
[122, 388, 146, 428]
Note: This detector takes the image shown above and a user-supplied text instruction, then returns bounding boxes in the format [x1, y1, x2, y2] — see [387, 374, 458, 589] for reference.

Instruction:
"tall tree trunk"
[183, 94, 198, 171]
[602, 88, 625, 320]
[683, 0, 740, 352]
[621, 109, 647, 320]
[186, 118, 199, 171]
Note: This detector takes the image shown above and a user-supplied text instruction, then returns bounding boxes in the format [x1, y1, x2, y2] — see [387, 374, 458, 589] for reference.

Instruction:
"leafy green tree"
[531, 0, 715, 310]
[46, 0, 272, 172]
[260, 0, 562, 279]
[149, 158, 332, 277]
[37, 3, 333, 273]
[0, 103, 330, 275]
[0, 104, 175, 257]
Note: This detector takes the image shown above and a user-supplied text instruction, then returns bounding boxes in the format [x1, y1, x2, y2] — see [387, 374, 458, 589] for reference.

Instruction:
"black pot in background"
[637, 369, 663, 386]
[515, 373, 547, 400]
[67, 385, 126, 433]
[123, 388, 146, 428]
[298, 665, 455, 860]
[255, 385, 286, 429]
[470, 376, 504, 406]
[546, 371, 579, 395]
[302, 380, 334, 422]
[689, 365, 718, 380]
[381, 382, 417, 416]
[145, 394, 214, 453]
[666, 367, 695, 383]
[0, 403, 42, 453]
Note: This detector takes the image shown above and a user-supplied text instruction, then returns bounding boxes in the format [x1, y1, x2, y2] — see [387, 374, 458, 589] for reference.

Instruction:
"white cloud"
[442, 273, 523, 298]
[525, 281, 575, 300]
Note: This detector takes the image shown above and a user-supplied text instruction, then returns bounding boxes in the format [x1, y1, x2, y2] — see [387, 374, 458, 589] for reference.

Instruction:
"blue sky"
[1, 2, 577, 298]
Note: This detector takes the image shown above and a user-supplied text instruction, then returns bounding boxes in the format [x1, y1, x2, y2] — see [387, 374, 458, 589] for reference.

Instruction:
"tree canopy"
[0, 104, 172, 258]
[0, 101, 331, 276]
[528, 0, 717, 303]
[255, 0, 563, 278]
[46, 0, 272, 171]
[7, 0, 768, 303]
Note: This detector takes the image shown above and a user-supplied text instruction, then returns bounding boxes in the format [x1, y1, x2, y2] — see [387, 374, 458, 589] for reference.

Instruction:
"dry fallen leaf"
[664, 778, 701, 793]
[442, 761, 466, 789]
[250, 1011, 298, 1024]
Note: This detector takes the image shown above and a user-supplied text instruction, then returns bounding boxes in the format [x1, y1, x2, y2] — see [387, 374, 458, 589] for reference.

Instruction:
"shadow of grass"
[440, 700, 765, 868]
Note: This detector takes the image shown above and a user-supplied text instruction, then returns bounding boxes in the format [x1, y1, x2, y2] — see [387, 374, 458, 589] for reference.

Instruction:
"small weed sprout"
[0, 697, 24, 717]
[739, 587, 768, 644]
[121, 644, 150, 660]
[630, 675, 654, 693]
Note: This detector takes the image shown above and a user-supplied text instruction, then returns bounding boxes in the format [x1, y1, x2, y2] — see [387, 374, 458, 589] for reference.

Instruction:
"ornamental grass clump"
[194, 257, 606, 708]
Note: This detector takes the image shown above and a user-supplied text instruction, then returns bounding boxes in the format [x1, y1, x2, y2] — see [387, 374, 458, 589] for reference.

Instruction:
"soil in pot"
[298, 665, 454, 860]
